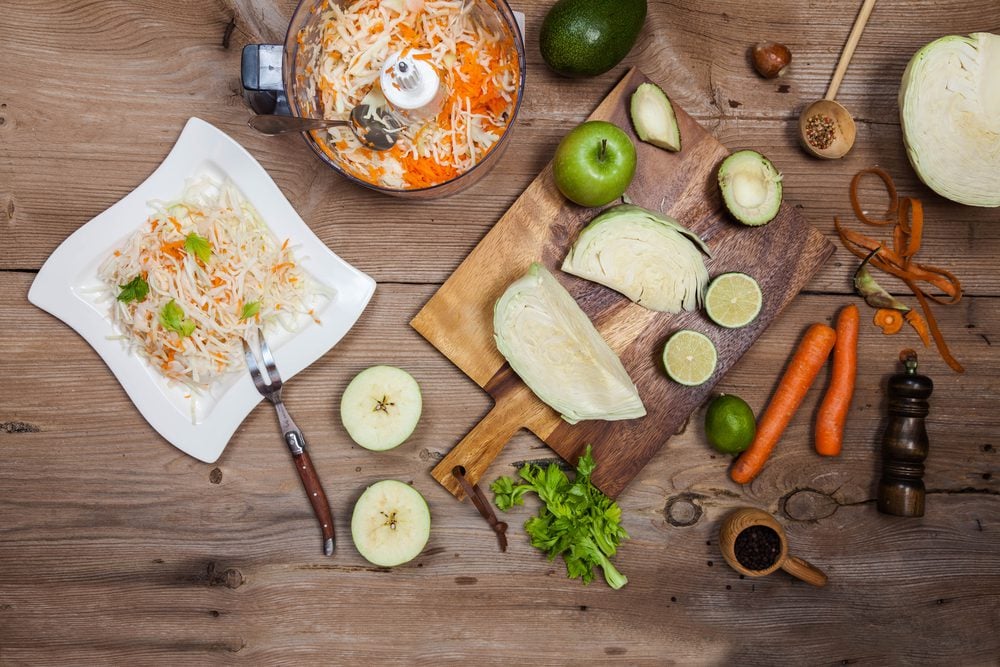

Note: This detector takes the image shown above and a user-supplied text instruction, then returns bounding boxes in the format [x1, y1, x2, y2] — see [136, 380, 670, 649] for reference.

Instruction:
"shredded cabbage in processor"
[99, 177, 327, 390]
[299, 0, 520, 189]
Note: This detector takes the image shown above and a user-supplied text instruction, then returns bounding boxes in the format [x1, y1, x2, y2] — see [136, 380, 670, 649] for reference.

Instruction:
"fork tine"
[259, 334, 282, 388]
[242, 337, 270, 395]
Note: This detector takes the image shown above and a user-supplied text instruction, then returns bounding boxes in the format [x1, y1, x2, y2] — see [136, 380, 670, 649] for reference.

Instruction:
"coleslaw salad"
[99, 177, 330, 391]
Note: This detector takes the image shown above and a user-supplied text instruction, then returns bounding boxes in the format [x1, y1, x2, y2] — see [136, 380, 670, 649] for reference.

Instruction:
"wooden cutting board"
[411, 68, 835, 500]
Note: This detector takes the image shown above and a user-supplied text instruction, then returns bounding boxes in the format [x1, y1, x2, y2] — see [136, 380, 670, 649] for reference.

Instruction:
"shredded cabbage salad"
[297, 0, 520, 189]
[99, 177, 328, 390]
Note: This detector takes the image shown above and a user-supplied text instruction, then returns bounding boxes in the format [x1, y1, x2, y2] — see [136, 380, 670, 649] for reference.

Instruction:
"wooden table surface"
[2, 1, 998, 664]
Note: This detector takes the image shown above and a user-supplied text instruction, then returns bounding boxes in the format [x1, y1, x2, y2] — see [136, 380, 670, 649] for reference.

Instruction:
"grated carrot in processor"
[297, 0, 520, 189]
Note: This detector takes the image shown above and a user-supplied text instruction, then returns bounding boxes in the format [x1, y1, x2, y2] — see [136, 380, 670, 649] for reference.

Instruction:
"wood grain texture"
[415, 68, 834, 499]
[2, 0, 999, 664]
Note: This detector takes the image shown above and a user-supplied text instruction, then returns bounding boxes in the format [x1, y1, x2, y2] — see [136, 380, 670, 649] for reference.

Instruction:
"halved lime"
[705, 272, 763, 329]
[662, 330, 717, 386]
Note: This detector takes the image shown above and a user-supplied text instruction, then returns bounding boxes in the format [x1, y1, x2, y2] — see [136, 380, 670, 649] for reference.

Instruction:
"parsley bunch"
[491, 445, 629, 589]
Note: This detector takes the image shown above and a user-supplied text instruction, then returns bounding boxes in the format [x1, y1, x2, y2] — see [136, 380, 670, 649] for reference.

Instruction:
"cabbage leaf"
[493, 263, 645, 424]
[562, 204, 712, 313]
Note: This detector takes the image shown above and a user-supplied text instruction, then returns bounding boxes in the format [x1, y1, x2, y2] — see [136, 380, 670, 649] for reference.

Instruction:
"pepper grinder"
[878, 349, 933, 517]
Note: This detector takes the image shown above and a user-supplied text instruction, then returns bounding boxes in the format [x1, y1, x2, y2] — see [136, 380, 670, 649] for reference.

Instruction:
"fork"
[243, 331, 335, 556]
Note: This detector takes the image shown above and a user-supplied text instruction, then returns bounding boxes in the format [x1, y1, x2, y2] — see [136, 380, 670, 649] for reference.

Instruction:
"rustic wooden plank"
[1, 492, 997, 667]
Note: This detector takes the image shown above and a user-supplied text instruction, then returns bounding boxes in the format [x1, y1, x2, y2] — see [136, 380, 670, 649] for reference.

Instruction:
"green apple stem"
[599, 138, 607, 162]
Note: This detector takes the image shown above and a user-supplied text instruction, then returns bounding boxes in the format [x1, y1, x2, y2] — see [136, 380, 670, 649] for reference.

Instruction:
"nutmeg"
[751, 42, 792, 79]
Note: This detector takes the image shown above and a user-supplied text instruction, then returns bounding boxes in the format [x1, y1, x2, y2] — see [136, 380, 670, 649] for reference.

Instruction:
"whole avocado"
[540, 0, 647, 77]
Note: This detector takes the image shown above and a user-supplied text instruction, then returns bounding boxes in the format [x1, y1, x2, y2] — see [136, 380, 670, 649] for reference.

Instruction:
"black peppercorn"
[733, 525, 781, 571]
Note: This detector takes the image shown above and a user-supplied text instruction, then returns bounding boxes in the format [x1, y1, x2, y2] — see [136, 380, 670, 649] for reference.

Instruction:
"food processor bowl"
[281, 0, 526, 199]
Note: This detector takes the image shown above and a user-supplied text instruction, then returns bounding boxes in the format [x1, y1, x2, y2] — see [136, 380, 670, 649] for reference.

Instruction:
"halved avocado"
[717, 150, 783, 226]
[630, 83, 681, 151]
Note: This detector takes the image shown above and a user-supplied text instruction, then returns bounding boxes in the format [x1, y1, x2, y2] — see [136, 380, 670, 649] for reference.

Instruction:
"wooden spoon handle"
[781, 555, 829, 587]
[432, 385, 542, 499]
[825, 0, 878, 101]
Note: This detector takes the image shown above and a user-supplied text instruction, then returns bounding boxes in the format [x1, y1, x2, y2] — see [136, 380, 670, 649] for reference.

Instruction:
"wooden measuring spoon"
[798, 0, 878, 159]
[719, 507, 828, 586]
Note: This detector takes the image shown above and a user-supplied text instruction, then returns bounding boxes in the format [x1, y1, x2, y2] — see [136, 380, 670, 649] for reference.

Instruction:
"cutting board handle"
[432, 385, 547, 499]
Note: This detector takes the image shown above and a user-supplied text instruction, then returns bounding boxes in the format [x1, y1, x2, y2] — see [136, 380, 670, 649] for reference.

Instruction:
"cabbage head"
[900, 32, 1000, 207]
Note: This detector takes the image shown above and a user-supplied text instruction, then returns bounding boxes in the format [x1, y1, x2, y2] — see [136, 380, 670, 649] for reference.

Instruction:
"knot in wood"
[664, 493, 704, 527]
[782, 488, 839, 521]
[418, 448, 443, 462]
[205, 561, 244, 589]
[0, 421, 38, 433]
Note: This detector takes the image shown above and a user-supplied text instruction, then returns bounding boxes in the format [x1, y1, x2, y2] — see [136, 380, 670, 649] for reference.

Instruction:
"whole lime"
[704, 394, 756, 455]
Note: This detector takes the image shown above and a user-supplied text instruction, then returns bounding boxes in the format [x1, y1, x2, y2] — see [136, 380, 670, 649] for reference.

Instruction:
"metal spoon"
[248, 104, 402, 151]
[798, 0, 877, 159]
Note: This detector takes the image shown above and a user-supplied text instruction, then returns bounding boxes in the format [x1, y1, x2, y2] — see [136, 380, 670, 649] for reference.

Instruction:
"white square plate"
[28, 117, 376, 462]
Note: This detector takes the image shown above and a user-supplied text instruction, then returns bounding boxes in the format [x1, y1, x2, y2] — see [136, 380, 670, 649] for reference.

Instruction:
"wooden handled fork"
[243, 332, 335, 556]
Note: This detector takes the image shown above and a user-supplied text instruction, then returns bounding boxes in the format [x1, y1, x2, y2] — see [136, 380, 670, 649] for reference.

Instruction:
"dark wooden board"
[412, 68, 835, 499]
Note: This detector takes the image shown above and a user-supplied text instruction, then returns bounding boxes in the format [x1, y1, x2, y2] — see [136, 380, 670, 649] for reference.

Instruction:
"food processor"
[242, 0, 526, 199]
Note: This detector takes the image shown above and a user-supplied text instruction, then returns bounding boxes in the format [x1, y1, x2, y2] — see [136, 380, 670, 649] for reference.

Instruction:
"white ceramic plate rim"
[28, 117, 376, 463]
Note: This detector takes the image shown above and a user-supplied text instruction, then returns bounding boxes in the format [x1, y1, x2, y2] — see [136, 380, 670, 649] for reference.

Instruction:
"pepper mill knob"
[878, 350, 933, 517]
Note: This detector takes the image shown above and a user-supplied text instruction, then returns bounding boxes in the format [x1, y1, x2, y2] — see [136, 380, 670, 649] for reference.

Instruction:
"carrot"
[907, 281, 964, 373]
[837, 168, 964, 373]
[730, 323, 837, 484]
[905, 311, 931, 347]
[873, 308, 903, 334]
[815, 305, 859, 457]
[850, 167, 898, 226]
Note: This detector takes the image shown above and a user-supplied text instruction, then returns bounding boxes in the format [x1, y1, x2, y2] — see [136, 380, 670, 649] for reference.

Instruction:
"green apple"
[340, 366, 422, 451]
[553, 120, 637, 207]
[351, 480, 431, 567]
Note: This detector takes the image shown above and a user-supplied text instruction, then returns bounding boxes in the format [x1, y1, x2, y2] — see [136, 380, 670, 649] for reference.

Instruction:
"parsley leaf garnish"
[184, 232, 212, 263]
[239, 300, 260, 321]
[117, 275, 149, 304]
[159, 299, 196, 338]
[491, 445, 629, 589]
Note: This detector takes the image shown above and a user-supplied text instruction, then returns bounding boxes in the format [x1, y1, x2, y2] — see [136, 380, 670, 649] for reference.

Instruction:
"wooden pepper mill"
[878, 349, 933, 517]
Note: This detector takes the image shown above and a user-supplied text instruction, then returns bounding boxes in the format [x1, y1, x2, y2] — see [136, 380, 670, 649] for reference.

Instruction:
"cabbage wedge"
[900, 32, 1000, 207]
[493, 263, 645, 424]
[562, 205, 712, 313]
